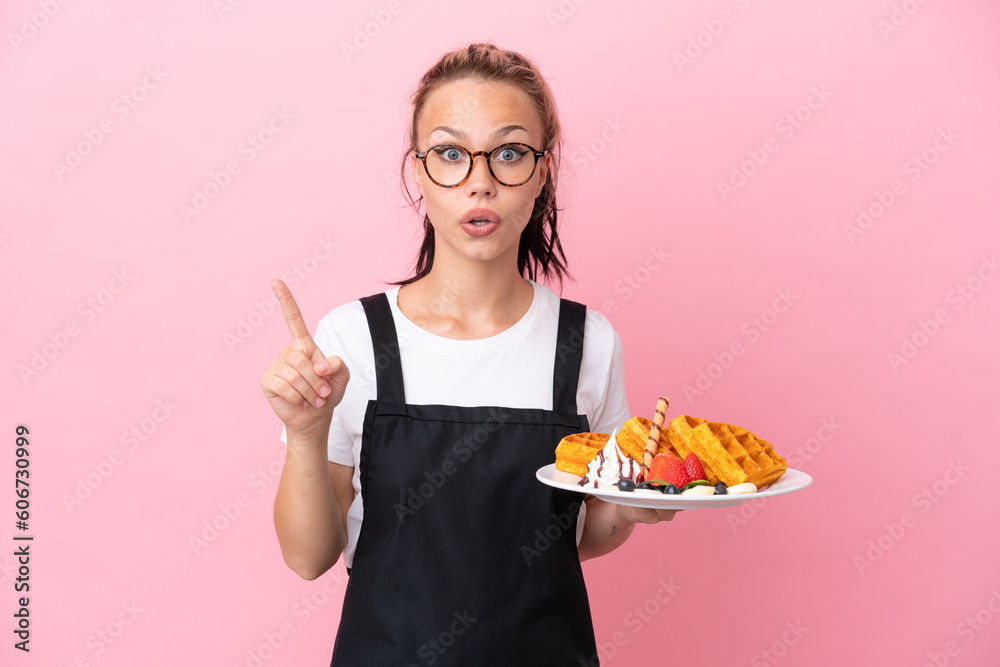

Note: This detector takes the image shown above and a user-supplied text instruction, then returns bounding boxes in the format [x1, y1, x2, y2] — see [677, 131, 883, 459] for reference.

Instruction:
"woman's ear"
[412, 153, 425, 198]
[534, 154, 551, 198]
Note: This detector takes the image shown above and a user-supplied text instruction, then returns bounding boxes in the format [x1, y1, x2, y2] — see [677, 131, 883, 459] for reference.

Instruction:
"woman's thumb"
[315, 355, 350, 388]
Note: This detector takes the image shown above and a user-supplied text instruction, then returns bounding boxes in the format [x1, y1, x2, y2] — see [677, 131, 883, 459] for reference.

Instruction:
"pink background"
[3, 0, 999, 665]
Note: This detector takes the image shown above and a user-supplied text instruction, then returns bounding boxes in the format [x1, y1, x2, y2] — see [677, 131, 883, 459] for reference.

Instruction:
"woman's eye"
[433, 146, 464, 161]
[496, 146, 525, 162]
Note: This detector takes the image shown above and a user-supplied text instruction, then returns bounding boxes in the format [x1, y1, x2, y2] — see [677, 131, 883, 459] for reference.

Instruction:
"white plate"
[535, 464, 812, 509]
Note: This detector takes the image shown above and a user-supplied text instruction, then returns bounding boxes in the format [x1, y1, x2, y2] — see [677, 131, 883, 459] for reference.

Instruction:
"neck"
[420, 254, 529, 318]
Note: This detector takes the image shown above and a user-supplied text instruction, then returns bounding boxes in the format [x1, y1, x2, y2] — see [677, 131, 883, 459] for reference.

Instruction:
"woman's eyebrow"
[430, 124, 529, 141]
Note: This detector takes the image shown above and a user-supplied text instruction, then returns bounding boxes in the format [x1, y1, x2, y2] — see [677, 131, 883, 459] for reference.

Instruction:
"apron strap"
[553, 298, 587, 417]
[359, 292, 406, 404]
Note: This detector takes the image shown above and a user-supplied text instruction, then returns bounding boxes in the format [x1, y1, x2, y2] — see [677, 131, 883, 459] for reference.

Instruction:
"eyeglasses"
[413, 143, 547, 188]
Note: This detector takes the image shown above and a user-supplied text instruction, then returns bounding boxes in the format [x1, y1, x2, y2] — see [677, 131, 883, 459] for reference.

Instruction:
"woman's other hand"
[616, 505, 682, 525]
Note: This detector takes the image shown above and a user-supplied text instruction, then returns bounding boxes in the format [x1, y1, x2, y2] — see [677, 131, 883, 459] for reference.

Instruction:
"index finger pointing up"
[272, 279, 314, 349]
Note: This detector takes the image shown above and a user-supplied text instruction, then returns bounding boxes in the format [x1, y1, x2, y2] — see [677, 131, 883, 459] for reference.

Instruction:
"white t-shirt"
[280, 278, 630, 568]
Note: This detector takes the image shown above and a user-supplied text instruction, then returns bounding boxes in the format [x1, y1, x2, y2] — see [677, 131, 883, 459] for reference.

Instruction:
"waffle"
[615, 418, 656, 465]
[554, 432, 611, 476]
[618, 415, 786, 488]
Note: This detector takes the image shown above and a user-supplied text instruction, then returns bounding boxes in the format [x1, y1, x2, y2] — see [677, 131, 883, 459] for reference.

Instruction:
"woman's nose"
[465, 153, 496, 194]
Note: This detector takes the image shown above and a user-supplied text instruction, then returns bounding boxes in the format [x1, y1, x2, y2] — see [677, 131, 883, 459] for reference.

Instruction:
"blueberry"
[714, 482, 728, 495]
[636, 481, 653, 490]
[664, 484, 681, 495]
[617, 479, 636, 492]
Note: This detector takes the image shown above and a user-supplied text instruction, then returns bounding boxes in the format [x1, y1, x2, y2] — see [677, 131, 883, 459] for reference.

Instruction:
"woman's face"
[412, 78, 549, 271]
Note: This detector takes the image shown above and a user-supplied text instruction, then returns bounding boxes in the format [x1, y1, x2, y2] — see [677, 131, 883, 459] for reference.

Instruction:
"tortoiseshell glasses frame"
[413, 142, 547, 188]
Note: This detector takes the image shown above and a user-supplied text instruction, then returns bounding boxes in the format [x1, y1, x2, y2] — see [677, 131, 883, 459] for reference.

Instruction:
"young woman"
[264, 42, 678, 665]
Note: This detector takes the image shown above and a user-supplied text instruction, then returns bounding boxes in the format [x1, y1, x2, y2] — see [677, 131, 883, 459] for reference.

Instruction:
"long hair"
[389, 42, 571, 290]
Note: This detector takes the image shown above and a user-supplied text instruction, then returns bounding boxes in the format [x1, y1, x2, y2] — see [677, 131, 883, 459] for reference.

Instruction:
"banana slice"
[681, 485, 715, 496]
[726, 482, 757, 495]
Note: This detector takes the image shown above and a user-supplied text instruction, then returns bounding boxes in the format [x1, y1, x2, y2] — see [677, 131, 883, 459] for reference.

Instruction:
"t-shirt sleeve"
[588, 327, 630, 435]
[278, 317, 356, 467]
[317, 320, 356, 466]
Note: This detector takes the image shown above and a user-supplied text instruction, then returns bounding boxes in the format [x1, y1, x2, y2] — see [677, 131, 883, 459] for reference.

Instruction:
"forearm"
[273, 426, 345, 580]
[577, 496, 635, 561]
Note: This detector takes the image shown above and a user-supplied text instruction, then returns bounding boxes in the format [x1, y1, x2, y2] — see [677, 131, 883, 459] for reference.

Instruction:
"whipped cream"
[581, 430, 639, 489]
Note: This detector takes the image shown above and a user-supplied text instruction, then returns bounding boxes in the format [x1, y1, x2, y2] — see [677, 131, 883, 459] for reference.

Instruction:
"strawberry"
[662, 453, 690, 489]
[683, 453, 706, 482]
[647, 453, 671, 482]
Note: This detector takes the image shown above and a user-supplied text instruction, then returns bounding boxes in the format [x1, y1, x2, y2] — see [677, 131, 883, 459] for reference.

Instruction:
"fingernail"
[314, 397, 325, 408]
[317, 362, 330, 373]
[319, 385, 330, 397]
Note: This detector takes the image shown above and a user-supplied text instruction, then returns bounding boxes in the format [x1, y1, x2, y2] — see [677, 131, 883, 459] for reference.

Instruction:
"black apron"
[330, 291, 599, 666]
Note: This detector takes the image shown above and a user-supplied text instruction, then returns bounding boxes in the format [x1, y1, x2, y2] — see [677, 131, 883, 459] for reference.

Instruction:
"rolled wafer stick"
[639, 397, 670, 481]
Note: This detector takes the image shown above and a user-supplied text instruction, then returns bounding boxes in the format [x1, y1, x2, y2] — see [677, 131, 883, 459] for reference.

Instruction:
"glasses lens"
[424, 144, 536, 186]
[425, 145, 471, 186]
[490, 144, 536, 186]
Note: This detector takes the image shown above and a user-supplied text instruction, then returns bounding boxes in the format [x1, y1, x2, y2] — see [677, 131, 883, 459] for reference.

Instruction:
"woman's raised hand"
[261, 279, 350, 438]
